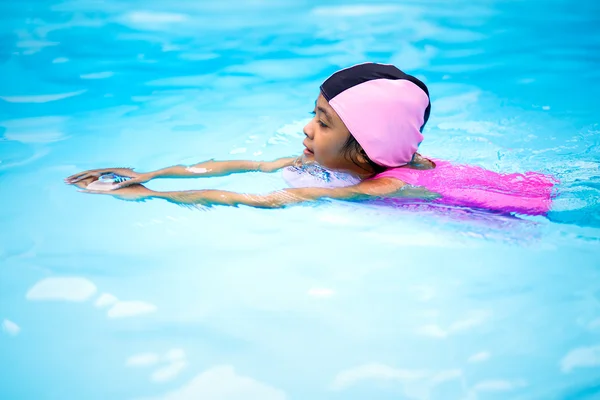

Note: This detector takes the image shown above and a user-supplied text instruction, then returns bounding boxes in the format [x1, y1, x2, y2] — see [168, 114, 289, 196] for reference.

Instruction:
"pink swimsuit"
[373, 159, 558, 215]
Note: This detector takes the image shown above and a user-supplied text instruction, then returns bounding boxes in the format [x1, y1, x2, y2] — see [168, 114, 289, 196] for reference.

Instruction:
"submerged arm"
[83, 177, 412, 209]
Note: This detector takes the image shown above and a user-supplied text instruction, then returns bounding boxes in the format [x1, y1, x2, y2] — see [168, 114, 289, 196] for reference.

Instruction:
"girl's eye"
[309, 110, 327, 128]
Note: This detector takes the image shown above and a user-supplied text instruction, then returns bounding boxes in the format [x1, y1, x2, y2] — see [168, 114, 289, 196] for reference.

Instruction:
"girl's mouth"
[303, 140, 314, 156]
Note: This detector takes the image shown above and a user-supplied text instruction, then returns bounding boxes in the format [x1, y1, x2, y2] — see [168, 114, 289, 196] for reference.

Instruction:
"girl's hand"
[65, 168, 153, 188]
[65, 168, 138, 183]
[78, 183, 154, 202]
[111, 172, 154, 189]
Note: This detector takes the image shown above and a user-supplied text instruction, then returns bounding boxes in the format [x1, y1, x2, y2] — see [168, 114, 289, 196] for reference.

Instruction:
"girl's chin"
[301, 153, 315, 162]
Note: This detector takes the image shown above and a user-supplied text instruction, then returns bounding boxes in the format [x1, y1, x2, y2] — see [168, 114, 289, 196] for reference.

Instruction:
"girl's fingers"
[66, 168, 116, 183]
[68, 173, 96, 183]
[65, 172, 90, 182]
[65, 175, 85, 183]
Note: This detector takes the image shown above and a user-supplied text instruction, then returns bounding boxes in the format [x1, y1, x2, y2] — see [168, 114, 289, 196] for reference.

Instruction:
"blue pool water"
[1, 0, 600, 399]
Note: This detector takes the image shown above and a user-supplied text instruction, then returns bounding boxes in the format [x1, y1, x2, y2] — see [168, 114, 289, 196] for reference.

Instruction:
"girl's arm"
[82, 177, 421, 208]
[66, 157, 297, 187]
[150, 157, 296, 178]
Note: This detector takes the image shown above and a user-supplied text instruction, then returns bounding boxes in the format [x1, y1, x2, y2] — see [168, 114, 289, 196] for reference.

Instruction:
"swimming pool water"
[1, 0, 599, 399]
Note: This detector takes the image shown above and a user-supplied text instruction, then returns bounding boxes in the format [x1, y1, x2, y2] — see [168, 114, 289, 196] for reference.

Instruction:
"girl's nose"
[303, 121, 314, 139]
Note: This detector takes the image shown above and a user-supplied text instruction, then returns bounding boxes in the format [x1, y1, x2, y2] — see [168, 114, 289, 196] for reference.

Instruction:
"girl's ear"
[357, 147, 369, 163]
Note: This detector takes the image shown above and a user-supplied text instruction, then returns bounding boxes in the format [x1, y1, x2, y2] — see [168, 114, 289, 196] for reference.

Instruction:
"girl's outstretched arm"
[81, 178, 419, 208]
[66, 157, 297, 188]
[146, 157, 296, 180]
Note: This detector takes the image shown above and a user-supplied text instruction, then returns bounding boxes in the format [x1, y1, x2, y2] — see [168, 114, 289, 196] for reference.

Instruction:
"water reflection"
[560, 345, 600, 373]
[26, 277, 97, 302]
[0, 91, 86, 103]
[150, 366, 286, 400]
[2, 319, 21, 336]
[26, 276, 157, 319]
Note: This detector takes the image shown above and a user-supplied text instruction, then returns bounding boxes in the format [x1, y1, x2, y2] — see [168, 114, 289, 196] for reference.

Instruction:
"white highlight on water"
[26, 277, 97, 302]
[94, 293, 119, 308]
[2, 319, 20, 336]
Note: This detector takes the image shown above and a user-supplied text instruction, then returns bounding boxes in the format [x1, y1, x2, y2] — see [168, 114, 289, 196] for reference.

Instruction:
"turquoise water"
[1, 0, 600, 399]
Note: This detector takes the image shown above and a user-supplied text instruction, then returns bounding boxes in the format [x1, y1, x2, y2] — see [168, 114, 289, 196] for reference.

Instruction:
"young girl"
[65, 63, 557, 215]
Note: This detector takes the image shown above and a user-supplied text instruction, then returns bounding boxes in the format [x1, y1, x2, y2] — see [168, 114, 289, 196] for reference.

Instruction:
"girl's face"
[302, 94, 369, 174]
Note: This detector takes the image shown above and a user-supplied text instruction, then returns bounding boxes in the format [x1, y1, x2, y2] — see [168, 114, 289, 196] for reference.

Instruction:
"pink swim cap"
[320, 63, 431, 168]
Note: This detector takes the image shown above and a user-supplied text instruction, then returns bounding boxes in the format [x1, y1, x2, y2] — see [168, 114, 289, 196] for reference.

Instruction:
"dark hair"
[342, 134, 433, 174]
[341, 135, 386, 175]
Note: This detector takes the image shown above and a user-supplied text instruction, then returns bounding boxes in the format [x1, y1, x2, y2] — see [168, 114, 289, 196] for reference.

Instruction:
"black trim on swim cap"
[320, 63, 431, 130]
